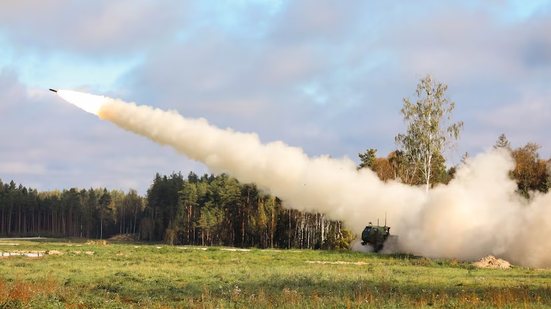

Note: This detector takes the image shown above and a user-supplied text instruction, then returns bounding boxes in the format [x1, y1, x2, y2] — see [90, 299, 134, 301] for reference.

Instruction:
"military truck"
[361, 223, 393, 252]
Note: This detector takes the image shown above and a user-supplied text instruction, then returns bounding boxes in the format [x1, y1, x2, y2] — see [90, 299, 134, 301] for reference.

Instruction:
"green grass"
[1, 239, 550, 308]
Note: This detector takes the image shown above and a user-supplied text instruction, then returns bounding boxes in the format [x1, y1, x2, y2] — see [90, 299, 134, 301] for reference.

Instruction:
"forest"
[0, 172, 352, 249]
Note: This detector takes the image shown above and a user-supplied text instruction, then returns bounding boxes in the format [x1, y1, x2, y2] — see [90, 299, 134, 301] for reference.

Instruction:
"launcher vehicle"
[361, 223, 393, 252]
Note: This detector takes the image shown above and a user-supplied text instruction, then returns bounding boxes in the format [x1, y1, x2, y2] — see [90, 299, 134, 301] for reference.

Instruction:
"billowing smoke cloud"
[57, 90, 551, 268]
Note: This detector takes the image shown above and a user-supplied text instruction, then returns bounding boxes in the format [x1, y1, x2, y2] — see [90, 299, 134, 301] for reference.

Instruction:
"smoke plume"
[57, 90, 551, 268]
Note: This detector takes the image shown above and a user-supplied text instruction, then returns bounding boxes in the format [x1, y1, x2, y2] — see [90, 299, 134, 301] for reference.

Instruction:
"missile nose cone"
[49, 88, 57, 93]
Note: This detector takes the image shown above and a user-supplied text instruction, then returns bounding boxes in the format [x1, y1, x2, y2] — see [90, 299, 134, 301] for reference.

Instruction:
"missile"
[49, 88, 57, 93]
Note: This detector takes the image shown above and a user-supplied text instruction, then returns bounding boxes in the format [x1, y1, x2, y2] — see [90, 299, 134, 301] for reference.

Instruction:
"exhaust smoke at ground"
[57, 90, 551, 268]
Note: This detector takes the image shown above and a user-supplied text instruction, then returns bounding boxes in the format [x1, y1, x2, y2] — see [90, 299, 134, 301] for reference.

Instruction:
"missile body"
[49, 88, 57, 93]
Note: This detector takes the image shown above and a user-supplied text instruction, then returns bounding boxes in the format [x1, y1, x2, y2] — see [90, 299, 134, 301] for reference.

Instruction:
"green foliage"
[146, 173, 184, 240]
[158, 173, 352, 250]
[324, 222, 355, 250]
[357, 148, 377, 170]
[510, 142, 549, 197]
[491, 134, 550, 198]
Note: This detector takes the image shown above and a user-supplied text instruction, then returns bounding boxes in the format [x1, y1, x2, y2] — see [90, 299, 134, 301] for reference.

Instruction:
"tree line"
[358, 135, 551, 197]
[0, 184, 142, 240]
[0, 173, 353, 249]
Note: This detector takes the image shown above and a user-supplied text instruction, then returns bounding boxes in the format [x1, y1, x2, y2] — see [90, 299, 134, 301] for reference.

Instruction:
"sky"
[0, 0, 550, 193]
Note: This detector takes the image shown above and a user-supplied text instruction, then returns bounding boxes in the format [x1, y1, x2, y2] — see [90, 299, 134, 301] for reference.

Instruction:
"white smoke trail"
[57, 90, 551, 268]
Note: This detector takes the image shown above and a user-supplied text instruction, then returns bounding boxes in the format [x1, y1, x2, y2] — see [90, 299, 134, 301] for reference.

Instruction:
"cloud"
[2, 1, 551, 192]
[0, 162, 46, 175]
[474, 92, 551, 152]
[379, 7, 549, 79]
[122, 24, 337, 152]
[271, 0, 368, 42]
[0, 0, 190, 55]
[0, 69, 27, 112]
[29, 0, 550, 161]
[363, 2, 551, 157]
[489, 99, 551, 130]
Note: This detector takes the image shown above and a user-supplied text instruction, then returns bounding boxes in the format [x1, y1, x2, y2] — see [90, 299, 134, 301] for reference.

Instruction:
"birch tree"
[395, 75, 463, 192]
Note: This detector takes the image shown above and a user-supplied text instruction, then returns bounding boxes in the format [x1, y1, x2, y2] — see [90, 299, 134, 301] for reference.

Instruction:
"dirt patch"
[0, 251, 46, 258]
[0, 249, 94, 258]
[221, 248, 251, 252]
[86, 240, 108, 246]
[71, 250, 94, 255]
[108, 234, 138, 241]
[306, 260, 368, 266]
[178, 247, 208, 251]
[473, 256, 511, 269]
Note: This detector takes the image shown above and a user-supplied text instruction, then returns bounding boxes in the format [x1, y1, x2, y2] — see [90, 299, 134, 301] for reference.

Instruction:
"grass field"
[1, 238, 550, 308]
